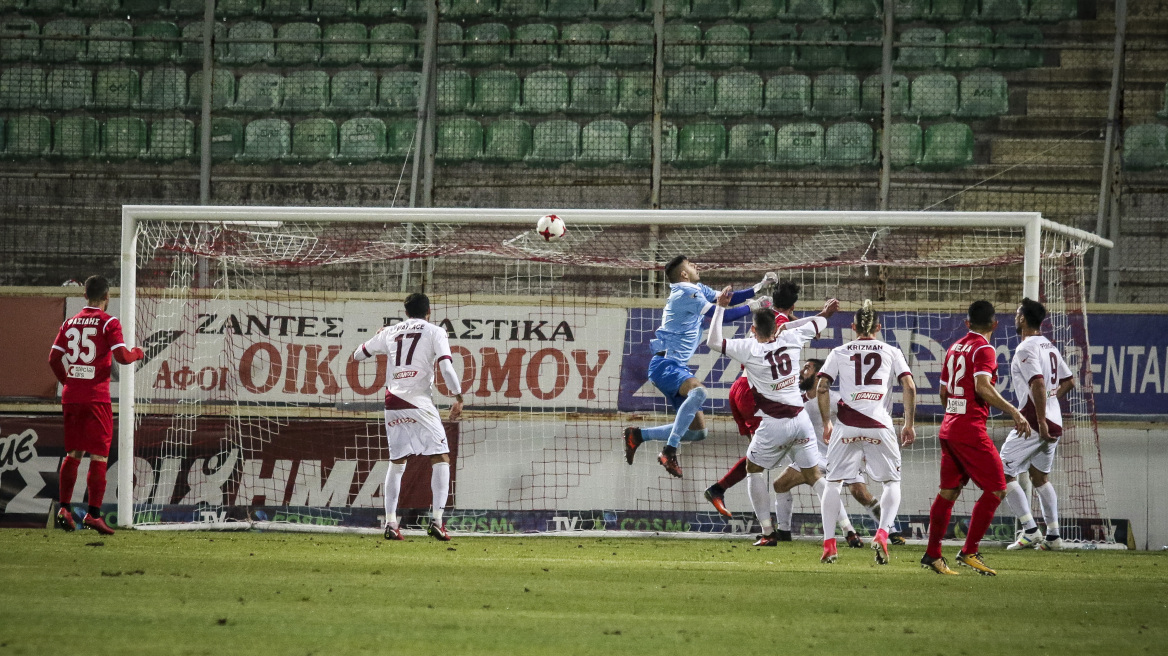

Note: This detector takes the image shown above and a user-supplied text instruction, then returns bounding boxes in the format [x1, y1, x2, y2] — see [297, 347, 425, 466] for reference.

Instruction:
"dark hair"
[404, 292, 430, 319]
[753, 307, 777, 339]
[84, 275, 109, 302]
[855, 299, 879, 336]
[807, 358, 825, 372]
[1019, 297, 1046, 330]
[664, 255, 688, 283]
[968, 300, 996, 330]
[773, 281, 800, 309]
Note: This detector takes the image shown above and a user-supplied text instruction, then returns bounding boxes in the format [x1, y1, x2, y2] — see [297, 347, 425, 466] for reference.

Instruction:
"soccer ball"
[536, 214, 567, 242]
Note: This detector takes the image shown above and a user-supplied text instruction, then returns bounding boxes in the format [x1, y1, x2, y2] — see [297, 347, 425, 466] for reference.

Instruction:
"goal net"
[117, 207, 1119, 546]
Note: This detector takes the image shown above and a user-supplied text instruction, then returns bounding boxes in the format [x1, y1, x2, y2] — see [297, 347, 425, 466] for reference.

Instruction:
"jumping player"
[49, 275, 145, 535]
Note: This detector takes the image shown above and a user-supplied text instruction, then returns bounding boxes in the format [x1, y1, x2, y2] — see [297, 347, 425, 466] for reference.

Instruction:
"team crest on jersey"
[393, 371, 418, 379]
[768, 376, 797, 391]
[852, 391, 884, 402]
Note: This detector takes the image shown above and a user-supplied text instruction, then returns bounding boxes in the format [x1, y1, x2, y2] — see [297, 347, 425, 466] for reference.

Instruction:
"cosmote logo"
[393, 371, 418, 379]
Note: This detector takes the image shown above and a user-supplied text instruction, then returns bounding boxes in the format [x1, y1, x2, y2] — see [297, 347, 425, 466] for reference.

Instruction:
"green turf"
[1, 530, 1165, 655]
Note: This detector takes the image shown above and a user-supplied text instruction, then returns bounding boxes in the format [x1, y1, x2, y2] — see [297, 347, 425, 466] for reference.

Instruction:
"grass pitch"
[1, 530, 1164, 655]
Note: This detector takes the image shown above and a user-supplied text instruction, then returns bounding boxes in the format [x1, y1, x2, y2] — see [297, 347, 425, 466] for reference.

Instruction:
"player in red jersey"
[47, 276, 144, 535]
[921, 300, 1030, 576]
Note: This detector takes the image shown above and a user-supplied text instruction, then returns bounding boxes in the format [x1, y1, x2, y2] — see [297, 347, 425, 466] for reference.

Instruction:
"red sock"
[86, 460, 109, 517]
[59, 456, 81, 507]
[926, 494, 955, 559]
[717, 457, 748, 491]
[963, 491, 1003, 555]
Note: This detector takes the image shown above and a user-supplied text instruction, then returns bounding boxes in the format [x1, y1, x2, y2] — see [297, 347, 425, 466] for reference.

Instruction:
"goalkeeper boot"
[55, 507, 76, 532]
[658, 447, 682, 479]
[703, 485, 732, 518]
[752, 532, 779, 547]
[888, 531, 906, 546]
[956, 551, 996, 576]
[384, 524, 404, 541]
[820, 539, 838, 564]
[83, 514, 115, 535]
[1040, 536, 1064, 551]
[427, 522, 450, 542]
[920, 554, 958, 575]
[623, 427, 643, 465]
[845, 530, 864, 549]
[1007, 528, 1042, 550]
[872, 528, 890, 565]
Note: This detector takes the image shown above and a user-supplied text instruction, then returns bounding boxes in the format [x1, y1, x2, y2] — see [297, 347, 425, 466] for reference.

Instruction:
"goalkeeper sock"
[773, 490, 793, 531]
[59, 455, 80, 508]
[878, 481, 901, 534]
[639, 424, 673, 442]
[819, 480, 843, 541]
[86, 459, 108, 518]
[963, 491, 1002, 555]
[667, 386, 707, 449]
[926, 494, 955, 559]
[746, 472, 773, 535]
[1004, 480, 1037, 530]
[1035, 482, 1059, 537]
[431, 462, 450, 526]
[717, 458, 748, 491]
[383, 462, 406, 527]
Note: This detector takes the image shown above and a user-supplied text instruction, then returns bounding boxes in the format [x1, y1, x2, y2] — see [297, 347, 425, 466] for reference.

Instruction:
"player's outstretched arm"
[111, 345, 145, 365]
[815, 376, 833, 445]
[1028, 376, 1054, 442]
[900, 373, 916, 446]
[725, 271, 777, 305]
[974, 375, 1031, 437]
[705, 287, 732, 353]
[777, 298, 839, 333]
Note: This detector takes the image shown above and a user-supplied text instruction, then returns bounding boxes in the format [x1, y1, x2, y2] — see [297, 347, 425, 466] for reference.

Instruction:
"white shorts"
[384, 403, 448, 459]
[825, 424, 902, 482]
[746, 412, 819, 471]
[999, 429, 1056, 477]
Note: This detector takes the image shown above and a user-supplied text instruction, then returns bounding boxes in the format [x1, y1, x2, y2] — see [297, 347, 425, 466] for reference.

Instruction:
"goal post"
[116, 206, 1118, 545]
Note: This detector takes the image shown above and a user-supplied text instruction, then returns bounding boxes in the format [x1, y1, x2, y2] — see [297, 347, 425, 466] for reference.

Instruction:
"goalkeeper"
[623, 255, 773, 478]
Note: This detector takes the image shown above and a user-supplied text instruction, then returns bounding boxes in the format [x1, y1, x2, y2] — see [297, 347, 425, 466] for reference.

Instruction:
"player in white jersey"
[1000, 298, 1075, 551]
[816, 300, 916, 565]
[706, 287, 854, 548]
[352, 293, 464, 542]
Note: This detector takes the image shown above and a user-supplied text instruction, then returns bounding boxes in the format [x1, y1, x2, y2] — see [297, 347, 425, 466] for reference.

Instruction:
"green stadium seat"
[833, 0, 879, 21]
[447, 0, 498, 17]
[796, 25, 847, 70]
[51, 115, 98, 159]
[703, 25, 750, 68]
[329, 69, 377, 113]
[673, 122, 724, 168]
[482, 118, 532, 161]
[666, 71, 714, 116]
[520, 70, 569, 113]
[94, 68, 139, 110]
[356, 0, 400, 17]
[82, 20, 132, 64]
[1123, 124, 1168, 170]
[1159, 83, 1168, 119]
[276, 23, 321, 66]
[337, 117, 387, 162]
[186, 69, 235, 111]
[498, 0, 544, 16]
[811, 73, 859, 117]
[41, 19, 86, 63]
[895, 27, 944, 69]
[0, 66, 44, 109]
[6, 115, 50, 157]
[782, 0, 829, 20]
[526, 119, 578, 166]
[664, 23, 701, 67]
[322, 23, 368, 66]
[979, 0, 1023, 21]
[466, 23, 510, 66]
[385, 119, 417, 159]
[471, 69, 521, 113]
[378, 70, 420, 113]
[884, 121, 921, 167]
[605, 23, 652, 66]
[762, 73, 810, 116]
[137, 68, 187, 111]
[560, 23, 606, 66]
[45, 66, 92, 110]
[824, 121, 872, 166]
[25, 0, 62, 14]
[368, 23, 416, 66]
[944, 26, 993, 70]
[237, 118, 292, 163]
[282, 70, 329, 113]
[544, 0, 591, 19]
[197, 117, 244, 160]
[287, 118, 337, 162]
[223, 21, 274, 65]
[629, 120, 676, 164]
[510, 23, 556, 66]
[134, 21, 179, 64]
[690, 0, 733, 19]
[994, 26, 1043, 70]
[437, 69, 472, 113]
[120, 0, 161, 15]
[847, 25, 882, 70]
[750, 22, 795, 69]
[144, 117, 194, 161]
[774, 122, 823, 166]
[908, 73, 957, 118]
[891, 0, 926, 18]
[168, 0, 207, 15]
[436, 117, 483, 162]
[438, 22, 463, 64]
[724, 122, 774, 166]
[314, 0, 359, 17]
[102, 117, 148, 159]
[957, 72, 1007, 117]
[592, 0, 643, 18]
[1028, 0, 1076, 21]
[860, 73, 907, 116]
[398, 0, 427, 18]
[0, 19, 38, 62]
[919, 121, 973, 169]
[232, 72, 283, 112]
[180, 21, 227, 64]
[712, 72, 763, 117]
[929, 0, 973, 20]
[217, 0, 261, 15]
[577, 119, 627, 165]
[615, 71, 651, 115]
[262, 0, 310, 15]
[568, 68, 617, 114]
[663, 0, 688, 16]
[70, 0, 118, 15]
[736, 0, 777, 19]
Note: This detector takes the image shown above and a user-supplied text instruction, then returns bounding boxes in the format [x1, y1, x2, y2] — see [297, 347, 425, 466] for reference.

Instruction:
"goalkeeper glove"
[753, 272, 778, 293]
[747, 296, 773, 313]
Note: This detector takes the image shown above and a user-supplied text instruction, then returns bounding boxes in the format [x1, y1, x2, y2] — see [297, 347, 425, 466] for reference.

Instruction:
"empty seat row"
[0, 113, 198, 158]
[1123, 124, 1168, 171]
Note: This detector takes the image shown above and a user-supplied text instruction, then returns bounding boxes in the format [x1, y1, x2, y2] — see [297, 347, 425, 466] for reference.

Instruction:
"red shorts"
[729, 375, 760, 436]
[63, 402, 114, 457]
[939, 435, 1006, 492]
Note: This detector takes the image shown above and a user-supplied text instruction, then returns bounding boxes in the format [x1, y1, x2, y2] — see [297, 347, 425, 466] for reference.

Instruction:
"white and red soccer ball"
[536, 214, 567, 242]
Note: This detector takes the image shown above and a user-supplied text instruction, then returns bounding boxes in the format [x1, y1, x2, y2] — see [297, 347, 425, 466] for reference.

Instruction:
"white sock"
[861, 497, 881, 524]
[820, 480, 843, 540]
[1035, 482, 1059, 536]
[878, 481, 902, 533]
[747, 471, 774, 534]
[1004, 480, 1038, 531]
[430, 462, 450, 526]
[383, 462, 406, 527]
[836, 494, 854, 534]
[773, 490, 793, 531]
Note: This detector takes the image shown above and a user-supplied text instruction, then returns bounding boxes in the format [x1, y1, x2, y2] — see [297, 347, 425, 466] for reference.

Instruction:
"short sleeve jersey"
[1011, 335, 1073, 437]
[650, 282, 718, 363]
[817, 338, 912, 430]
[803, 389, 840, 439]
[51, 306, 126, 404]
[938, 331, 999, 441]
[737, 310, 790, 378]
[722, 316, 825, 418]
[357, 318, 453, 407]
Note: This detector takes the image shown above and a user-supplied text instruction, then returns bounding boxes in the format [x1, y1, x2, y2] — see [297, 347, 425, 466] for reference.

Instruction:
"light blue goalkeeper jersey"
[649, 282, 718, 364]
